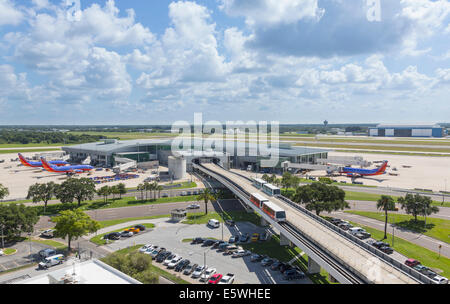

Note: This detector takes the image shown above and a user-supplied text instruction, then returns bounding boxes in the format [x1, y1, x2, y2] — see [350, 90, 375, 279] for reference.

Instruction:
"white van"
[348, 227, 366, 236]
[208, 219, 220, 228]
[38, 254, 64, 269]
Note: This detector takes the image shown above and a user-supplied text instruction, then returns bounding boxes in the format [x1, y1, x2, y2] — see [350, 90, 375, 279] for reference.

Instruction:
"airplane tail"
[40, 157, 56, 172]
[18, 153, 32, 167]
[377, 161, 388, 174]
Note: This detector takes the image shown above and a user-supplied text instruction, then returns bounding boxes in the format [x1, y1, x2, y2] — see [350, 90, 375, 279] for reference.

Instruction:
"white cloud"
[219, 0, 324, 26]
[0, 0, 23, 26]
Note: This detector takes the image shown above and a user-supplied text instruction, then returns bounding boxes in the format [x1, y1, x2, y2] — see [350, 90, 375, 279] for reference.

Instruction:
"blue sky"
[0, 0, 449, 125]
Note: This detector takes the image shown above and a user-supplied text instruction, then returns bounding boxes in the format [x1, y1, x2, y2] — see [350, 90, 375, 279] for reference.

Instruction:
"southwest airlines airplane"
[18, 153, 68, 168]
[40, 157, 94, 174]
[340, 161, 388, 178]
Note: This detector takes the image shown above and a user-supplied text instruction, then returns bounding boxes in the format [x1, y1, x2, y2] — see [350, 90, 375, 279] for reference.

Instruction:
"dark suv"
[283, 269, 305, 280]
[191, 238, 205, 244]
[156, 251, 171, 263]
[202, 239, 216, 247]
[103, 232, 121, 240]
[175, 259, 190, 272]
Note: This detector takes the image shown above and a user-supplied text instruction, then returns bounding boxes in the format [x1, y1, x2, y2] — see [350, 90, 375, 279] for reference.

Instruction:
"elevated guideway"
[194, 163, 430, 284]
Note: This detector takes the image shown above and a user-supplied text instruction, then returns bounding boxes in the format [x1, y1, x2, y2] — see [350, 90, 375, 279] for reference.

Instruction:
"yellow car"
[251, 233, 260, 242]
[125, 227, 140, 234]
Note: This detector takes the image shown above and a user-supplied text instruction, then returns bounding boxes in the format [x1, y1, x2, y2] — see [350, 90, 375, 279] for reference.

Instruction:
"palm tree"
[377, 195, 396, 240]
[137, 183, 144, 201]
[155, 184, 163, 198]
[197, 188, 216, 215]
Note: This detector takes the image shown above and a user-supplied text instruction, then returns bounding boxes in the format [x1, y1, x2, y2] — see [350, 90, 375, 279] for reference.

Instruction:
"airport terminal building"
[369, 124, 446, 138]
[62, 139, 329, 173]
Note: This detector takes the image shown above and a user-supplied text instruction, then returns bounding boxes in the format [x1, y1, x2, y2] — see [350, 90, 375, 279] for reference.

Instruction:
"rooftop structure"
[18, 259, 141, 284]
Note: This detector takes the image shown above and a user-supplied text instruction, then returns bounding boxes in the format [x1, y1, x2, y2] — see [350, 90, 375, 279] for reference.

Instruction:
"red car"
[208, 274, 223, 284]
[405, 259, 420, 268]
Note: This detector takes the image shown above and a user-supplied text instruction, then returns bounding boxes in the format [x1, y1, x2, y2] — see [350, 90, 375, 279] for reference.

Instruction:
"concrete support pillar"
[280, 233, 292, 246]
[308, 258, 321, 274]
[260, 217, 270, 227]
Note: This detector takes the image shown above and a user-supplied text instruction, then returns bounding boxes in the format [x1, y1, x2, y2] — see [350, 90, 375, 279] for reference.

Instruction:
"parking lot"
[0, 241, 54, 273]
[105, 219, 312, 284]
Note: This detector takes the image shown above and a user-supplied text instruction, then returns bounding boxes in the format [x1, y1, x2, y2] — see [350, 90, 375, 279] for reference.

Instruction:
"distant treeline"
[0, 130, 108, 145]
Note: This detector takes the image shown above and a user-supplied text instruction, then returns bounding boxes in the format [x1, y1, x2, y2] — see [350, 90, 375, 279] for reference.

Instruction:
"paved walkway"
[331, 212, 450, 258]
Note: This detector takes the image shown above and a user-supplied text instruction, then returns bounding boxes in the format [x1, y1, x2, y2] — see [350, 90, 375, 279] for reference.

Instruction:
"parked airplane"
[340, 161, 388, 178]
[40, 157, 94, 174]
[18, 153, 68, 168]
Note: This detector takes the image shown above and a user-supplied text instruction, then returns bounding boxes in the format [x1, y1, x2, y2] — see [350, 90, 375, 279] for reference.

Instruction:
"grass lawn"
[90, 223, 155, 246]
[2, 248, 17, 255]
[30, 238, 67, 250]
[101, 245, 190, 284]
[345, 211, 450, 244]
[240, 235, 332, 284]
[344, 191, 448, 208]
[0, 148, 61, 154]
[347, 221, 450, 278]
[34, 195, 199, 216]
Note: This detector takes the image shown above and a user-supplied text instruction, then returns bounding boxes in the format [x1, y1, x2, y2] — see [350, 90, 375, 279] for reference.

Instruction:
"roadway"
[201, 163, 420, 284]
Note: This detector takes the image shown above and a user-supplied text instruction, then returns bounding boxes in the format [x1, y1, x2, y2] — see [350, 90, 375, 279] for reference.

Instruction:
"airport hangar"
[369, 124, 446, 138]
[62, 139, 329, 175]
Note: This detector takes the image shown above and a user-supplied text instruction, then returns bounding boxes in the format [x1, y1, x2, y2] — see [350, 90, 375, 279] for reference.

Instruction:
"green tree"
[97, 186, 111, 203]
[197, 188, 216, 215]
[262, 174, 270, 182]
[281, 172, 293, 190]
[137, 183, 145, 201]
[117, 183, 127, 199]
[0, 184, 9, 200]
[293, 183, 349, 216]
[110, 185, 119, 200]
[53, 209, 100, 251]
[26, 182, 57, 213]
[56, 178, 96, 207]
[376, 195, 396, 240]
[398, 194, 439, 222]
[0, 204, 39, 243]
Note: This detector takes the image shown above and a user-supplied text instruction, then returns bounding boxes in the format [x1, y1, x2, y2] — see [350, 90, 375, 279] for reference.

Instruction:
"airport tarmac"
[328, 152, 450, 192]
[0, 152, 200, 200]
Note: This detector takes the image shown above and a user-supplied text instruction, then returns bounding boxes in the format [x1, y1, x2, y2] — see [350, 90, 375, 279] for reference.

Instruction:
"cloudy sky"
[0, 0, 449, 125]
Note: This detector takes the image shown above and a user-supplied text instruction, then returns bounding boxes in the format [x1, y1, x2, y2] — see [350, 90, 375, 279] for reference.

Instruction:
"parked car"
[379, 246, 394, 254]
[39, 248, 57, 258]
[192, 265, 207, 278]
[371, 241, 390, 249]
[229, 235, 239, 243]
[212, 240, 226, 249]
[405, 259, 421, 268]
[239, 233, 250, 243]
[187, 204, 200, 210]
[149, 248, 165, 258]
[103, 232, 121, 240]
[134, 224, 146, 231]
[183, 263, 198, 275]
[200, 268, 217, 282]
[181, 191, 187, 196]
[167, 256, 183, 269]
[271, 261, 282, 271]
[125, 227, 140, 234]
[191, 238, 205, 244]
[413, 264, 429, 274]
[202, 239, 216, 247]
[218, 242, 231, 252]
[218, 273, 235, 284]
[279, 263, 293, 273]
[156, 251, 171, 263]
[0, 249, 3, 256]
[162, 193, 169, 198]
[431, 275, 448, 284]
[120, 231, 134, 238]
[250, 254, 264, 262]
[224, 245, 239, 255]
[139, 244, 154, 253]
[259, 232, 268, 242]
[175, 259, 190, 272]
[261, 257, 275, 267]
[40, 229, 54, 238]
[355, 232, 371, 240]
[232, 249, 250, 258]
[163, 253, 177, 266]
[208, 273, 223, 284]
[338, 223, 353, 230]
[283, 269, 305, 280]
[348, 227, 366, 236]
